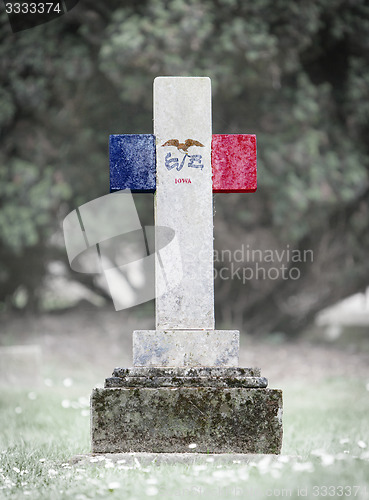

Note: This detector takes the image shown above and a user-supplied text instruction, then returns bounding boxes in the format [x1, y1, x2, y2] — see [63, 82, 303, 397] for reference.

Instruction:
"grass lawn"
[1, 376, 369, 499]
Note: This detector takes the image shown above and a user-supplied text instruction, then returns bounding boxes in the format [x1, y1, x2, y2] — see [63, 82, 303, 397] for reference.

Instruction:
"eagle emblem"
[162, 139, 204, 152]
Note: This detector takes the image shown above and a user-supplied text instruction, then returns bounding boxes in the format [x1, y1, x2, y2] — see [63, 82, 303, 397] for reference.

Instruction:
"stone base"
[133, 330, 239, 366]
[91, 367, 283, 454]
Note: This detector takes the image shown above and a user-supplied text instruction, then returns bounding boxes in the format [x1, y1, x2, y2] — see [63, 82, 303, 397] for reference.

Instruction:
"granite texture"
[212, 134, 257, 193]
[112, 367, 261, 377]
[133, 329, 239, 367]
[109, 134, 156, 193]
[105, 376, 268, 388]
[91, 386, 283, 454]
[107, 365, 267, 388]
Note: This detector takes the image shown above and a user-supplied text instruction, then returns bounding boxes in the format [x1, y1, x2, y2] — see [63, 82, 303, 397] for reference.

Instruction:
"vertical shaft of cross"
[154, 77, 215, 330]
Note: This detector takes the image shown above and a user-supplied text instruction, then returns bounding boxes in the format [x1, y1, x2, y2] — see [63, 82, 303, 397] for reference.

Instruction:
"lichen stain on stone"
[219, 402, 231, 417]
[91, 386, 283, 454]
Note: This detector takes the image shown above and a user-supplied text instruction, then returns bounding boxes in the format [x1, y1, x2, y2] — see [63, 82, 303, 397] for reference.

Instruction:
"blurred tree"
[0, 0, 368, 333]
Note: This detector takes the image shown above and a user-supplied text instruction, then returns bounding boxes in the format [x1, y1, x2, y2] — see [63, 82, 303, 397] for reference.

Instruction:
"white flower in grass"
[13, 467, 20, 474]
[146, 477, 158, 485]
[272, 461, 283, 470]
[212, 469, 238, 481]
[116, 459, 126, 464]
[206, 457, 214, 463]
[15, 407, 22, 414]
[89, 458, 99, 463]
[271, 468, 281, 479]
[238, 468, 249, 481]
[256, 455, 272, 473]
[4, 477, 14, 487]
[63, 378, 73, 387]
[81, 410, 89, 417]
[39, 459, 46, 463]
[27, 392, 37, 400]
[292, 462, 314, 472]
[188, 443, 197, 449]
[358, 440, 367, 449]
[108, 482, 121, 491]
[61, 400, 70, 409]
[48, 469, 58, 477]
[321, 454, 335, 467]
[78, 396, 89, 407]
[336, 453, 349, 460]
[339, 438, 349, 444]
[104, 462, 114, 469]
[146, 486, 159, 496]
[311, 449, 325, 457]
[193, 464, 207, 471]
[212, 469, 226, 478]
[24, 491, 31, 496]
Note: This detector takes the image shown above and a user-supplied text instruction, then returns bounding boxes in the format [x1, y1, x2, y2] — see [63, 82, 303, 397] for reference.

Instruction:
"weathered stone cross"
[91, 77, 283, 455]
[109, 77, 257, 367]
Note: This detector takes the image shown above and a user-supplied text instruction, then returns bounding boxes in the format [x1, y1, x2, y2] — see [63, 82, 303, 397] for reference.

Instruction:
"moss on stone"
[91, 387, 283, 454]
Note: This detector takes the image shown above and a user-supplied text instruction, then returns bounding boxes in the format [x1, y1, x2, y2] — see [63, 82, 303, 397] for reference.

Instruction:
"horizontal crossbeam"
[109, 134, 257, 193]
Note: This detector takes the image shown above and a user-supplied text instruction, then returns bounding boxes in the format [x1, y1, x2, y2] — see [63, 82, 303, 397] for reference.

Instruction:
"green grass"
[0, 378, 369, 499]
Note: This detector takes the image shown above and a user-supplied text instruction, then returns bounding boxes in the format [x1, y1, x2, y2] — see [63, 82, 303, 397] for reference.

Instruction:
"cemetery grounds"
[0, 306, 369, 500]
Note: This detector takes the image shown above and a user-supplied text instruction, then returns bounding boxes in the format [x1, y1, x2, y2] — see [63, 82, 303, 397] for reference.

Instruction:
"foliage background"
[1, 0, 369, 335]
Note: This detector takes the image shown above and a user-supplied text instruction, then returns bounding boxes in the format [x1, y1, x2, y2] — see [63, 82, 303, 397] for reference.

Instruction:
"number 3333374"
[5, 2, 62, 14]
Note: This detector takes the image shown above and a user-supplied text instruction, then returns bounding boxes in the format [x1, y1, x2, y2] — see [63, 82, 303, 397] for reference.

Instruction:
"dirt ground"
[1, 303, 369, 388]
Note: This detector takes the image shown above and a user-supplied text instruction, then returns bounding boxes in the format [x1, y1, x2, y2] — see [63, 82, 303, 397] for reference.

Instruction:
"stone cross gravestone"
[91, 77, 283, 454]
